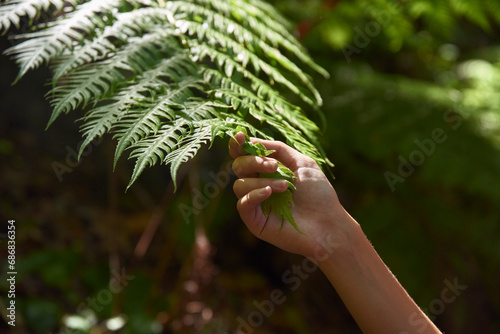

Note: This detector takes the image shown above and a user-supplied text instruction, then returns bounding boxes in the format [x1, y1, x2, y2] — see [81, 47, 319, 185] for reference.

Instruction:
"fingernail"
[272, 179, 288, 188]
[263, 160, 277, 170]
[259, 186, 271, 196]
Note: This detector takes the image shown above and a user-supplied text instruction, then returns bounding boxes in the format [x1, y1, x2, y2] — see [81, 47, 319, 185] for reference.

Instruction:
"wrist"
[307, 209, 364, 268]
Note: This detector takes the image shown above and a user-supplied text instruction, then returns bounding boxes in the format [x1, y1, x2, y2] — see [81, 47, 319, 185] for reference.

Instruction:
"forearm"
[314, 214, 441, 334]
[229, 135, 441, 332]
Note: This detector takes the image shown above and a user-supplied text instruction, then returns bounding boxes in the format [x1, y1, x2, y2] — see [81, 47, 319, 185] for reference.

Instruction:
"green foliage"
[241, 135, 302, 233]
[0, 0, 331, 190]
[3, 0, 500, 333]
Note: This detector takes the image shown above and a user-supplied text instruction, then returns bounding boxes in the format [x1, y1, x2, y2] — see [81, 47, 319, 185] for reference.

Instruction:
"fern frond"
[5, 0, 122, 80]
[77, 55, 192, 159]
[48, 28, 179, 126]
[163, 123, 213, 191]
[127, 118, 191, 190]
[194, 0, 294, 35]
[0, 0, 67, 33]
[216, 112, 273, 140]
[78, 102, 125, 160]
[202, 66, 305, 122]
[178, 100, 223, 122]
[172, 1, 328, 78]
[2, 0, 332, 189]
[245, 0, 294, 31]
[208, 86, 327, 165]
[113, 77, 205, 165]
[200, 52, 327, 141]
[180, 18, 322, 106]
[268, 117, 330, 166]
[145, 2, 322, 105]
[191, 41, 317, 108]
[51, 7, 177, 80]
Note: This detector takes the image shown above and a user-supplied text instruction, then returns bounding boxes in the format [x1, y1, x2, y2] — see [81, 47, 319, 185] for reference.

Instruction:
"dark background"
[1, 0, 500, 333]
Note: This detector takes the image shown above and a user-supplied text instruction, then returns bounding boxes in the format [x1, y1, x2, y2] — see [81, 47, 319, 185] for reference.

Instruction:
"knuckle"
[231, 159, 240, 174]
[236, 198, 245, 213]
[232, 179, 242, 194]
[304, 156, 316, 166]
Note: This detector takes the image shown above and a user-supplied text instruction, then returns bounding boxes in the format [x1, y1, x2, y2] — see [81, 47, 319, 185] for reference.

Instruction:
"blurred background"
[1, 0, 499, 333]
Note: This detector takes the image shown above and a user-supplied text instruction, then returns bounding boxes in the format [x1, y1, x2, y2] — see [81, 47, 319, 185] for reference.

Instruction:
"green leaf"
[242, 141, 275, 157]
[242, 139, 303, 233]
[261, 188, 303, 234]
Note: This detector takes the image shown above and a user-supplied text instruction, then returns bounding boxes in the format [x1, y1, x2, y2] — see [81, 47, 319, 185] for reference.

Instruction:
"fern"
[0, 0, 67, 32]
[1, 0, 332, 190]
[5, 0, 122, 80]
[48, 28, 180, 125]
[50, 7, 173, 80]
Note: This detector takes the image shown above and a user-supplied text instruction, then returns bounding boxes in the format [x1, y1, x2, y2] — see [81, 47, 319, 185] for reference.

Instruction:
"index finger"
[229, 131, 314, 170]
[228, 132, 248, 159]
[251, 138, 310, 170]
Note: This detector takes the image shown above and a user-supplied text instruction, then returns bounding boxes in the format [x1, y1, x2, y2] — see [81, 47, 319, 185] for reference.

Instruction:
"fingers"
[254, 138, 316, 169]
[232, 155, 278, 178]
[236, 186, 272, 228]
[233, 178, 288, 198]
[228, 132, 247, 159]
[228, 131, 316, 170]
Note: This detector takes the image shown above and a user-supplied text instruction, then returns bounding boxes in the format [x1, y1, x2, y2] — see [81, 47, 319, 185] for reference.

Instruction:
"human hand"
[229, 132, 355, 258]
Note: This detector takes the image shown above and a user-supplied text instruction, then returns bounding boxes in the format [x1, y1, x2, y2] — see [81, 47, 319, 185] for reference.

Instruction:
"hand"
[229, 132, 355, 258]
[230, 133, 443, 334]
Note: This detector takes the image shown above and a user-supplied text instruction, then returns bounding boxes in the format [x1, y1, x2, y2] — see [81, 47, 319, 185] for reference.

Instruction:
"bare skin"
[229, 132, 442, 334]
